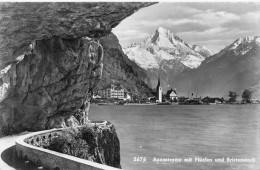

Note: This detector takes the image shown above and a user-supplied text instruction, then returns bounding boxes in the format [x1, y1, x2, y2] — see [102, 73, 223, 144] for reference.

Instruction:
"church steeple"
[156, 68, 162, 103]
[156, 68, 161, 92]
[157, 64, 161, 87]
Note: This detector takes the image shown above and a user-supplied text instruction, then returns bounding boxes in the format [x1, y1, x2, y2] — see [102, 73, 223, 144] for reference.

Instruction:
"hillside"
[98, 33, 152, 97]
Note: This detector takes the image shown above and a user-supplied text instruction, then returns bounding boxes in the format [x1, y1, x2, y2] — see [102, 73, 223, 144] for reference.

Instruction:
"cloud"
[128, 3, 202, 22]
[172, 22, 211, 33]
[179, 2, 260, 15]
[221, 11, 260, 32]
[193, 10, 240, 26]
[112, 29, 149, 47]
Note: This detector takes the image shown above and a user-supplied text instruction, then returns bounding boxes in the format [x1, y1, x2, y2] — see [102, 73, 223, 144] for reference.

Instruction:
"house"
[98, 84, 124, 99]
[165, 88, 178, 102]
[124, 92, 132, 101]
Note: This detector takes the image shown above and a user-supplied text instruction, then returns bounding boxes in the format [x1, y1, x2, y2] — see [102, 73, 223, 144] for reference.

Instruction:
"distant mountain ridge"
[203, 36, 260, 65]
[175, 36, 260, 98]
[192, 45, 214, 59]
[123, 27, 213, 91]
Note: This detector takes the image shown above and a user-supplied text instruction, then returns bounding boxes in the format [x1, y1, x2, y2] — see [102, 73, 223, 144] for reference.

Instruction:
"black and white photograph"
[0, 1, 259, 170]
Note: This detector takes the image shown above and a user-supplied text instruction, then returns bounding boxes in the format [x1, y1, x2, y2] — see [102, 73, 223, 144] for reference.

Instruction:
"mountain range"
[123, 27, 213, 91]
[123, 27, 260, 98]
[175, 36, 260, 98]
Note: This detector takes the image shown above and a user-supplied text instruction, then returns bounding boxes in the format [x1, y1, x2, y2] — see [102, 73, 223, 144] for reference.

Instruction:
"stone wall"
[16, 124, 121, 170]
[23, 121, 121, 168]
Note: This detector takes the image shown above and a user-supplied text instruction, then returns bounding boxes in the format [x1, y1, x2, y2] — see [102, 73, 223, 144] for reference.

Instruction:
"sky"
[112, 2, 260, 54]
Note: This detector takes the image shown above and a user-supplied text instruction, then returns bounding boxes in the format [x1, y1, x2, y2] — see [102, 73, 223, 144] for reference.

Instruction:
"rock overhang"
[0, 2, 156, 69]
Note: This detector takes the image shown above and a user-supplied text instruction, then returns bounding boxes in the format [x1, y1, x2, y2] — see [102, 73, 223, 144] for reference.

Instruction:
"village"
[92, 78, 260, 105]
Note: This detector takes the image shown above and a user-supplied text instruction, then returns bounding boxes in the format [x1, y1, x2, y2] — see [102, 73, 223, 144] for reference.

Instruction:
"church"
[150, 75, 178, 103]
[149, 76, 163, 103]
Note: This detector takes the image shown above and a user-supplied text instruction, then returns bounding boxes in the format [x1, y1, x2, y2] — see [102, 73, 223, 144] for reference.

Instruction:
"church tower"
[156, 74, 162, 103]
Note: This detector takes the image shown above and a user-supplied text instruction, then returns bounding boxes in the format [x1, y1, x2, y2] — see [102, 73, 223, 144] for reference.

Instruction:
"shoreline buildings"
[98, 84, 125, 99]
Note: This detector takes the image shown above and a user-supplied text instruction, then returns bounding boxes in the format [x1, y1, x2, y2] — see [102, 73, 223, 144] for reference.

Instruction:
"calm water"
[90, 104, 260, 170]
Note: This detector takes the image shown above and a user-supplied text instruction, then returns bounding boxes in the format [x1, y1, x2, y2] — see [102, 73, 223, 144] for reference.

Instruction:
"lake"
[90, 104, 260, 170]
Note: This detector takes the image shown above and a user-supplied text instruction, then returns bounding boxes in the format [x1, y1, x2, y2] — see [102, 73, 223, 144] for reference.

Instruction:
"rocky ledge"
[25, 121, 121, 168]
[0, 2, 155, 69]
[0, 2, 155, 136]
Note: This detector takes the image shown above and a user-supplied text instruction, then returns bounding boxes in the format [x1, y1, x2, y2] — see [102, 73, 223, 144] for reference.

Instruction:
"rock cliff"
[98, 33, 152, 96]
[0, 2, 155, 135]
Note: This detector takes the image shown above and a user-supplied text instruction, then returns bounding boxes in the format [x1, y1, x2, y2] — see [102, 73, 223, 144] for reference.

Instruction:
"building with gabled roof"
[165, 88, 178, 102]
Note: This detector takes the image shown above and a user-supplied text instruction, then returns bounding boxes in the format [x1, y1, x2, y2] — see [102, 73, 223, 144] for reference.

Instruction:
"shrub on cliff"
[44, 123, 121, 168]
[79, 125, 97, 154]
[48, 128, 93, 160]
[79, 123, 121, 168]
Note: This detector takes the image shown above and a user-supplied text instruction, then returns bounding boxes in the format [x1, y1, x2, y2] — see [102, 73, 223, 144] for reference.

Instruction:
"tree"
[228, 91, 238, 103]
[242, 89, 253, 103]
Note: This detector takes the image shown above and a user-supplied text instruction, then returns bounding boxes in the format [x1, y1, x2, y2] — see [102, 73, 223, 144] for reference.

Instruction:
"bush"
[48, 128, 91, 160]
[242, 89, 253, 103]
[228, 91, 238, 103]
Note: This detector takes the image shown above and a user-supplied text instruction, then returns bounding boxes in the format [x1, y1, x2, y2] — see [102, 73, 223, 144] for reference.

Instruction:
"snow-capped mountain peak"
[229, 36, 260, 50]
[192, 45, 213, 57]
[156, 27, 172, 37]
[123, 27, 212, 69]
[157, 26, 168, 33]
[204, 36, 260, 64]
[223, 36, 260, 54]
